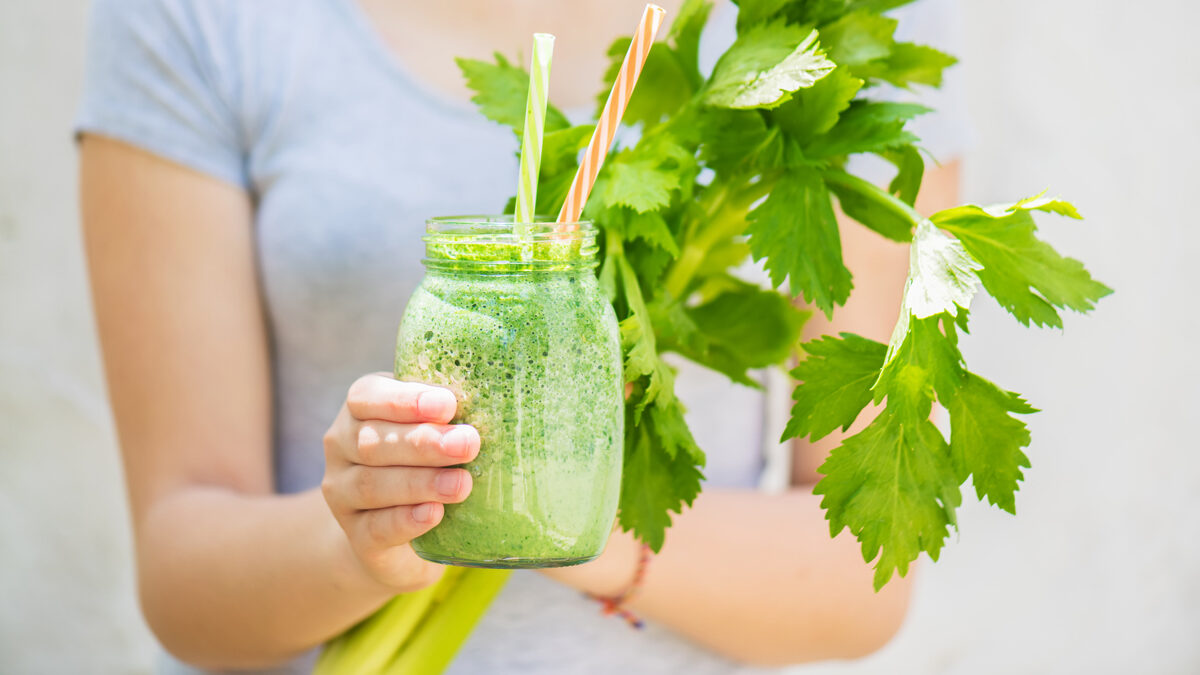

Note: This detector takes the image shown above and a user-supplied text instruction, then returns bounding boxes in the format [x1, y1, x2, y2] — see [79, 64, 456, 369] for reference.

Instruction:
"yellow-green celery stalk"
[314, 568, 510, 675]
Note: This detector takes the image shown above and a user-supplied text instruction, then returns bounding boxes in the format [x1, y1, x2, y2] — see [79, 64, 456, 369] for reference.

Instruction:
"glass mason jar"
[395, 216, 624, 568]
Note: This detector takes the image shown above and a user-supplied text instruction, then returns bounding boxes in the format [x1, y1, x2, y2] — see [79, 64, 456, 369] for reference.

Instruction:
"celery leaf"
[705, 24, 836, 110]
[933, 196, 1112, 328]
[746, 167, 852, 315]
[785, 333, 887, 441]
[946, 372, 1037, 514]
[455, 54, 570, 132]
[814, 407, 961, 590]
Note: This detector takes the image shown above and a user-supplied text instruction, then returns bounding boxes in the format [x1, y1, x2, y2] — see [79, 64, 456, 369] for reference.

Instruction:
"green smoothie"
[395, 218, 623, 568]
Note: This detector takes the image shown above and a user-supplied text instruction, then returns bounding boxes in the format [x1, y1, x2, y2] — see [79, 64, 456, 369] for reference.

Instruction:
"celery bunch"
[314, 569, 509, 674]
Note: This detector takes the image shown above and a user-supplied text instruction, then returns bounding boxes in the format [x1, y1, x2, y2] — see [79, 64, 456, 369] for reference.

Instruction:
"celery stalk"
[315, 571, 449, 675]
[315, 568, 510, 675]
[382, 569, 511, 675]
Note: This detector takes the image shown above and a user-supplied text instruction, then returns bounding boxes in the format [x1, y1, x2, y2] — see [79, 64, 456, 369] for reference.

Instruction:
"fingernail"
[416, 389, 456, 420]
[442, 426, 480, 459]
[412, 503, 434, 523]
[436, 470, 462, 497]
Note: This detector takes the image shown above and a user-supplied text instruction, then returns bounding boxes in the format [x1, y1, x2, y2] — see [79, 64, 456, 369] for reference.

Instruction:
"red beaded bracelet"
[585, 543, 652, 629]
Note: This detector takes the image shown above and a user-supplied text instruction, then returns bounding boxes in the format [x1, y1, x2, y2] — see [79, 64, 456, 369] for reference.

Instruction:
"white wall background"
[0, 1, 157, 673]
[1, 1, 1196, 674]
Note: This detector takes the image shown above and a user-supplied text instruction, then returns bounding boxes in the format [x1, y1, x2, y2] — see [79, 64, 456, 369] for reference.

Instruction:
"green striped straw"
[515, 33, 555, 233]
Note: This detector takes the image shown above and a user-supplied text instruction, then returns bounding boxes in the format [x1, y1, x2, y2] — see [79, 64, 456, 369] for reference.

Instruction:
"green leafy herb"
[746, 167, 852, 315]
[946, 372, 1037, 514]
[669, 0, 713, 84]
[620, 399, 706, 551]
[858, 42, 958, 88]
[455, 54, 571, 132]
[597, 39, 694, 127]
[785, 332, 885, 441]
[815, 404, 960, 588]
[459, 0, 1108, 584]
[933, 195, 1112, 328]
[803, 100, 928, 158]
[705, 23, 836, 109]
[819, 10, 898, 68]
[771, 67, 864, 144]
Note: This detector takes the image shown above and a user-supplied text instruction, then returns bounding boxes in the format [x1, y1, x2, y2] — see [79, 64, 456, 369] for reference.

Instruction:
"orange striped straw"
[556, 4, 666, 227]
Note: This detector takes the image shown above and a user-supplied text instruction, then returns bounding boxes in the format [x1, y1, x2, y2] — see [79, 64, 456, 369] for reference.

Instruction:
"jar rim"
[425, 215, 595, 242]
[422, 215, 598, 271]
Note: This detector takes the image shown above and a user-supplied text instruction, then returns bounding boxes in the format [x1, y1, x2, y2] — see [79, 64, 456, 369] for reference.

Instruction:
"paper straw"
[556, 4, 666, 226]
[515, 33, 555, 229]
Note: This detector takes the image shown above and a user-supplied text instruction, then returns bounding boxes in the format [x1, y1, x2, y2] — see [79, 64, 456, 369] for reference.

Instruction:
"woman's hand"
[321, 373, 480, 593]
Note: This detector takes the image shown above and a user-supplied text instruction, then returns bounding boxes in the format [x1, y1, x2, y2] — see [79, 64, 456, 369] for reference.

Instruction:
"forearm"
[135, 486, 393, 668]
[543, 487, 912, 665]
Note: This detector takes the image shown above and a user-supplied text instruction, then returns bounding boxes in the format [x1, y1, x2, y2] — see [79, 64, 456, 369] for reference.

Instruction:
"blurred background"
[2, 1, 1197, 673]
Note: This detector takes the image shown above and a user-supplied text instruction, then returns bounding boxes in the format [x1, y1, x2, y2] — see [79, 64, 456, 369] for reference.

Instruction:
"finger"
[341, 466, 473, 510]
[356, 502, 446, 550]
[322, 404, 355, 469]
[346, 374, 457, 424]
[351, 422, 480, 467]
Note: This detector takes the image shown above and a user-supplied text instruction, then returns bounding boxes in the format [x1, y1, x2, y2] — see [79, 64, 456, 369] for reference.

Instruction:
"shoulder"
[84, 0, 309, 74]
[84, 0, 244, 92]
[81, 0, 317, 126]
[79, 0, 272, 187]
[87, 0, 238, 45]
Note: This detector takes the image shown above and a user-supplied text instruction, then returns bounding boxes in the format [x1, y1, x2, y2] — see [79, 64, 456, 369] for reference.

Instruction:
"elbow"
[137, 576, 209, 668]
[834, 592, 910, 660]
[720, 615, 909, 668]
[821, 571, 914, 663]
[138, 602, 213, 670]
[136, 566, 301, 670]
[732, 573, 914, 667]
[131, 497, 309, 670]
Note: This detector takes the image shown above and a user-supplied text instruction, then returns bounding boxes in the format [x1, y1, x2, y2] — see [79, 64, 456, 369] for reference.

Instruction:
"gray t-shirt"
[77, 1, 968, 672]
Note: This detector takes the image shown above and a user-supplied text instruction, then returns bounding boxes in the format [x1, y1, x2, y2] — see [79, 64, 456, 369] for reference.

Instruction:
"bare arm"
[543, 160, 962, 666]
[80, 137, 475, 668]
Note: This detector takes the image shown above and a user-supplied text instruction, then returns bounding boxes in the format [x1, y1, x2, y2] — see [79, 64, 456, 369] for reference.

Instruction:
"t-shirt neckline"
[330, 0, 482, 121]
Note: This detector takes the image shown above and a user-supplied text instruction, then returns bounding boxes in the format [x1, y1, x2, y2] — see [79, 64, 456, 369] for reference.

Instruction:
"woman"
[78, 0, 966, 672]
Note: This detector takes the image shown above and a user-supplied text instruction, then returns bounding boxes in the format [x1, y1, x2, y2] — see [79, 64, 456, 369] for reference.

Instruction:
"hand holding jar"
[320, 374, 481, 591]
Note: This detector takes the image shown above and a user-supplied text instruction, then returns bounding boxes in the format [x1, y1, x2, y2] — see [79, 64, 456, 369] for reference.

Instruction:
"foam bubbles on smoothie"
[396, 270, 623, 563]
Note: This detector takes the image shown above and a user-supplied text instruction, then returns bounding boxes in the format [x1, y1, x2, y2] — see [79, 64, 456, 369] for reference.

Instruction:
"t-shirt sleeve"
[76, 0, 249, 189]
